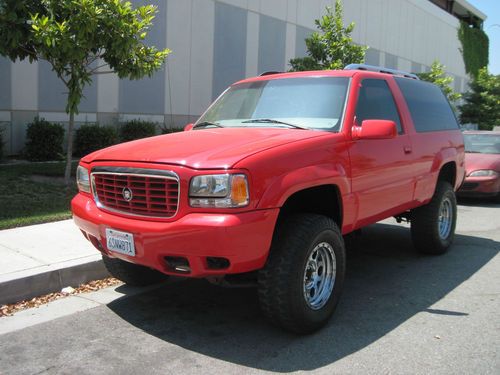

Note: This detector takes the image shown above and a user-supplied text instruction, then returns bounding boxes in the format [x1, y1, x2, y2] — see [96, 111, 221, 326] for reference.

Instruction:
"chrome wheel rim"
[438, 197, 453, 240]
[303, 242, 336, 310]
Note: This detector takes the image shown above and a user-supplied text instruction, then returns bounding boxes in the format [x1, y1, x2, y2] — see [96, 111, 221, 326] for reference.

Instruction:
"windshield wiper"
[193, 121, 225, 129]
[241, 118, 309, 130]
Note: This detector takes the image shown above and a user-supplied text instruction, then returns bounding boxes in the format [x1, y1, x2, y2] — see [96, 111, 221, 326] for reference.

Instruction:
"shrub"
[161, 127, 184, 134]
[120, 120, 157, 142]
[0, 127, 4, 160]
[74, 124, 119, 157]
[25, 118, 65, 161]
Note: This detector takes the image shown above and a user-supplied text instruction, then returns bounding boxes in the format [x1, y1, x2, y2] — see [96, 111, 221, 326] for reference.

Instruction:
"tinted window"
[395, 77, 459, 132]
[355, 79, 402, 132]
[198, 77, 350, 130]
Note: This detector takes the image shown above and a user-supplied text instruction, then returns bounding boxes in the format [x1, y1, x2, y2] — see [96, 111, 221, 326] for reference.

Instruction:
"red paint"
[352, 120, 397, 140]
[72, 69, 465, 277]
[93, 174, 179, 217]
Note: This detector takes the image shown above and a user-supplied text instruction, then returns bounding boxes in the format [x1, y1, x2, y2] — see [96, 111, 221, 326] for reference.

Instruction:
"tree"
[459, 68, 500, 130]
[417, 60, 461, 105]
[289, 0, 366, 72]
[0, 0, 170, 183]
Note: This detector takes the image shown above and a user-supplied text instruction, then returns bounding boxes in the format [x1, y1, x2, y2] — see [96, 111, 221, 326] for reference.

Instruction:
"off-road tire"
[411, 181, 457, 255]
[258, 214, 346, 334]
[102, 255, 168, 286]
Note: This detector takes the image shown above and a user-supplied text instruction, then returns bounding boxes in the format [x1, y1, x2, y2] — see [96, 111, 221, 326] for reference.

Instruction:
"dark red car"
[458, 131, 500, 200]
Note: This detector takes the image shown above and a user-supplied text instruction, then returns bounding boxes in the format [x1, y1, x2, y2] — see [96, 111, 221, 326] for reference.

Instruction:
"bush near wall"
[25, 118, 65, 161]
[0, 128, 4, 160]
[161, 126, 184, 134]
[120, 120, 157, 142]
[74, 124, 119, 157]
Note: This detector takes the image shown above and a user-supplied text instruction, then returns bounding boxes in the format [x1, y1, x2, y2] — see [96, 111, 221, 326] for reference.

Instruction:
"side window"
[395, 77, 459, 132]
[355, 79, 402, 133]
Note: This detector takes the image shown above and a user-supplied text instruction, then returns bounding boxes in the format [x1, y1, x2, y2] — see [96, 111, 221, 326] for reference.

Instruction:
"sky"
[467, 0, 500, 74]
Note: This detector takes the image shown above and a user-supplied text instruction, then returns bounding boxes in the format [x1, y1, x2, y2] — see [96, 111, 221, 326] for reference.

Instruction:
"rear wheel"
[102, 256, 168, 286]
[411, 181, 457, 255]
[258, 214, 346, 334]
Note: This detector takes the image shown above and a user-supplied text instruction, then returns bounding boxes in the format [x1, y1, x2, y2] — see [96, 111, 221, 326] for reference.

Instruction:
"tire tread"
[258, 214, 345, 333]
[411, 181, 457, 255]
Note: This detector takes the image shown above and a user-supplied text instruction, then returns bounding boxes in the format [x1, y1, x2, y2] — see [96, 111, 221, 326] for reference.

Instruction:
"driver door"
[349, 78, 415, 227]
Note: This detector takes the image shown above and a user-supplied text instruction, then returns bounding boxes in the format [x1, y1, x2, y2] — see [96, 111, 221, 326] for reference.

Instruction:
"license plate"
[105, 228, 135, 256]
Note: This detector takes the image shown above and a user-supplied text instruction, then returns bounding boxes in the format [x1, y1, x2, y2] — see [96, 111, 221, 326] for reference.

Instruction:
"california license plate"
[105, 228, 135, 256]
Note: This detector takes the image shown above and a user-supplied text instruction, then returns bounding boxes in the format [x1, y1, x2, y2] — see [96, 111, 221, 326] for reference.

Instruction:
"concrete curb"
[0, 255, 109, 305]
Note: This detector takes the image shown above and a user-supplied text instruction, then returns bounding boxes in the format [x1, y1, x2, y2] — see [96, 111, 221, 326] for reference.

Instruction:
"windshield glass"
[197, 77, 350, 131]
[464, 133, 500, 154]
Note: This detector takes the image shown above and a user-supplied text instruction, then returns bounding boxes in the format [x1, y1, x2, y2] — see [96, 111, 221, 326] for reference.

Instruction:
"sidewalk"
[0, 220, 108, 305]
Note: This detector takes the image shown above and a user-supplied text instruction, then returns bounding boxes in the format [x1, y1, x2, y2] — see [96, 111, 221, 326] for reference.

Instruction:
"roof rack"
[259, 71, 283, 76]
[344, 64, 419, 80]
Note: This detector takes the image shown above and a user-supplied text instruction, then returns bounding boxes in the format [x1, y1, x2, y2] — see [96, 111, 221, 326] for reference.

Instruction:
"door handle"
[404, 146, 412, 154]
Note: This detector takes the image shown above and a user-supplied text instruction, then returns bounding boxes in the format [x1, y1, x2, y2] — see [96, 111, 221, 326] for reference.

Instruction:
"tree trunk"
[64, 111, 75, 185]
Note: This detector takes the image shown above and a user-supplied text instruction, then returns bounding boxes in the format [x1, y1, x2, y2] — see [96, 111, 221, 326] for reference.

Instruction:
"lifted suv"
[72, 64, 465, 333]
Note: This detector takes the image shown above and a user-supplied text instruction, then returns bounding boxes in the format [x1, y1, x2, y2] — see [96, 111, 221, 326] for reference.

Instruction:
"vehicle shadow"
[457, 196, 499, 208]
[107, 223, 499, 372]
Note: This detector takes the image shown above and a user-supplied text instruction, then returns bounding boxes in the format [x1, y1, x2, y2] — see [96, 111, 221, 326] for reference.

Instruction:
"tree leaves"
[0, 0, 170, 183]
[459, 68, 500, 130]
[1, 0, 170, 114]
[417, 61, 461, 106]
[458, 21, 489, 78]
[289, 0, 366, 72]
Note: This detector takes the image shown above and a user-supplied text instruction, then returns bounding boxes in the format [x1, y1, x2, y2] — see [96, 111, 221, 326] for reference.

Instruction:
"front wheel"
[411, 181, 457, 255]
[258, 214, 346, 334]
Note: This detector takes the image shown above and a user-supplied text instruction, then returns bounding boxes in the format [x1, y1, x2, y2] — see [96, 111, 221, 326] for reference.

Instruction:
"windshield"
[464, 133, 500, 154]
[197, 77, 350, 131]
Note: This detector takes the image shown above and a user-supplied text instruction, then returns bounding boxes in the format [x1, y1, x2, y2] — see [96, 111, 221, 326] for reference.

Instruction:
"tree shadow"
[107, 223, 498, 372]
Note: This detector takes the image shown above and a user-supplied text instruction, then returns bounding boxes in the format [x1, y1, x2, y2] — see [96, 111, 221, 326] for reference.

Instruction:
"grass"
[0, 161, 79, 230]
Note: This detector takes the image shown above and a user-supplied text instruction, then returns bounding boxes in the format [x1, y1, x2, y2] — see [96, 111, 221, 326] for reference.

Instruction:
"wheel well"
[438, 162, 457, 187]
[278, 185, 342, 227]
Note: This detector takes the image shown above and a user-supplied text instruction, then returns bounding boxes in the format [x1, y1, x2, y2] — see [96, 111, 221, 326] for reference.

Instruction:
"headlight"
[76, 166, 91, 193]
[469, 170, 498, 177]
[189, 174, 249, 208]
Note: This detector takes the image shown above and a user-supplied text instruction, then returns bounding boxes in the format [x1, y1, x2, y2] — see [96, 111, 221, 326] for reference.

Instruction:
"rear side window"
[355, 79, 402, 133]
[395, 77, 458, 132]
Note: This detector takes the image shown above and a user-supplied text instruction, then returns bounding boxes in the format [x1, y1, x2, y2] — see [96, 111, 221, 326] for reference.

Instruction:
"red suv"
[72, 65, 465, 333]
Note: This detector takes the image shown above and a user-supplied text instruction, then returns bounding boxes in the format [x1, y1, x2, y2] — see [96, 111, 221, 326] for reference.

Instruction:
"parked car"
[72, 64, 465, 333]
[458, 131, 500, 199]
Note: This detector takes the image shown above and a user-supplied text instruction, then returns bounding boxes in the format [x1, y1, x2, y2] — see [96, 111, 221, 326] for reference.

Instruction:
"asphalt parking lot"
[0, 199, 499, 375]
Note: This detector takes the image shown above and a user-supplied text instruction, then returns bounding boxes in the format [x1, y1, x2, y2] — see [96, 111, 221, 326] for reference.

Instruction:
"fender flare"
[257, 163, 350, 209]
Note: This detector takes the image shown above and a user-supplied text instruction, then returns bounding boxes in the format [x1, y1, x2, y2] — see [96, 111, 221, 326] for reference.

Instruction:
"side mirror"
[352, 120, 397, 140]
[184, 123, 194, 131]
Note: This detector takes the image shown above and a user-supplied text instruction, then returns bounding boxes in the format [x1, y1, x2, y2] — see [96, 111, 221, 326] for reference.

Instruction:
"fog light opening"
[206, 257, 230, 270]
[88, 234, 104, 252]
[164, 256, 191, 273]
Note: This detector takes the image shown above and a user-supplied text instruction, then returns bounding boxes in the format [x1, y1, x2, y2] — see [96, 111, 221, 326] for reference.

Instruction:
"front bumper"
[72, 193, 279, 277]
[457, 175, 500, 198]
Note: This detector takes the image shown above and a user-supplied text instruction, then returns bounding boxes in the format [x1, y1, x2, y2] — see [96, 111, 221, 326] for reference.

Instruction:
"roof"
[234, 70, 356, 85]
[455, 0, 486, 21]
[235, 67, 419, 86]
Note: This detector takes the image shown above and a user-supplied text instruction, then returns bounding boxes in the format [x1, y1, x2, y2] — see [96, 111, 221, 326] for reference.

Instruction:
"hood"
[464, 152, 500, 175]
[82, 128, 329, 169]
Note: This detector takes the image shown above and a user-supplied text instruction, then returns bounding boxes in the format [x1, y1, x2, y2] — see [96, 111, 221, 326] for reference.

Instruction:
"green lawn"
[0, 162, 78, 230]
